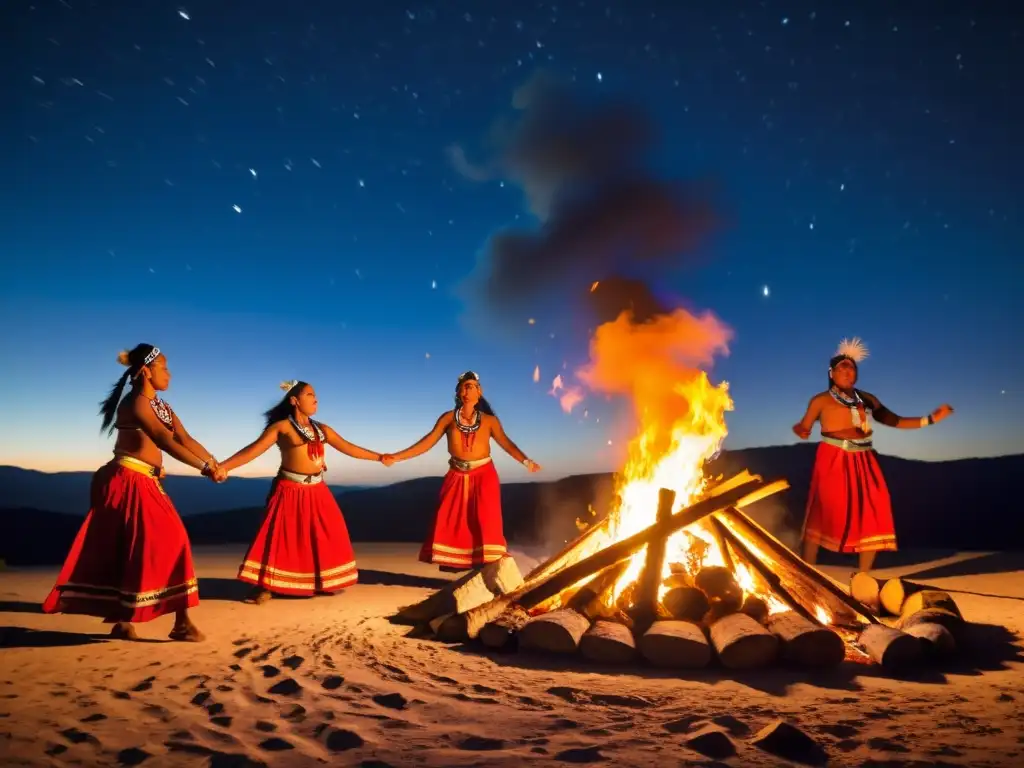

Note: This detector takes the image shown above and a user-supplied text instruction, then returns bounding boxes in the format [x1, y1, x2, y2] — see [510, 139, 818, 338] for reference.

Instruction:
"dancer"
[792, 338, 954, 574]
[43, 345, 217, 641]
[389, 371, 541, 572]
[219, 380, 390, 604]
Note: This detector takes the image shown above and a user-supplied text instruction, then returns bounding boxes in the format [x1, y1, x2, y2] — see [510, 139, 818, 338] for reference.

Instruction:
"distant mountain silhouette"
[0, 465, 367, 517]
[2, 445, 1021, 567]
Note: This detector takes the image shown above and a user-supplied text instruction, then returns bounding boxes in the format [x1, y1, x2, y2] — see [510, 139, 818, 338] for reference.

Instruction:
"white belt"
[822, 436, 874, 453]
[279, 468, 326, 484]
[449, 456, 492, 472]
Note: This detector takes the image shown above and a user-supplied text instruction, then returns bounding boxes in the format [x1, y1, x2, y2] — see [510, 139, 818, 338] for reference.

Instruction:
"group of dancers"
[42, 345, 540, 641]
[42, 338, 952, 642]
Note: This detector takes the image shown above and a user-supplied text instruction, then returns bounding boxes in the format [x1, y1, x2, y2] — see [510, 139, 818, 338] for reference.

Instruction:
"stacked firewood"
[851, 574, 965, 668]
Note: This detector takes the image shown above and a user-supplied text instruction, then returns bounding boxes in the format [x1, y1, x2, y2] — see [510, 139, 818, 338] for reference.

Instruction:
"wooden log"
[524, 516, 612, 582]
[900, 590, 961, 620]
[430, 613, 454, 637]
[710, 517, 819, 627]
[518, 608, 592, 654]
[479, 605, 531, 650]
[858, 624, 922, 668]
[850, 572, 883, 615]
[694, 565, 743, 610]
[579, 619, 637, 664]
[904, 622, 957, 657]
[708, 612, 779, 669]
[662, 571, 693, 589]
[765, 611, 845, 668]
[633, 488, 677, 628]
[703, 600, 739, 625]
[450, 477, 784, 639]
[662, 587, 710, 622]
[569, 561, 632, 620]
[392, 556, 523, 624]
[739, 594, 769, 624]
[878, 578, 930, 616]
[639, 620, 712, 669]
[718, 508, 880, 625]
[897, 608, 964, 639]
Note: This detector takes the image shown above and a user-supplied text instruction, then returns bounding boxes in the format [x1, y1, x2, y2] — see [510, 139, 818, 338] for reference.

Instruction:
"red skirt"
[237, 477, 358, 596]
[802, 441, 897, 553]
[42, 458, 199, 623]
[420, 459, 507, 567]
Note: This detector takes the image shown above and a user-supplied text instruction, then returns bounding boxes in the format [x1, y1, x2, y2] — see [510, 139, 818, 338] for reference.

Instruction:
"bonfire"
[394, 309, 968, 674]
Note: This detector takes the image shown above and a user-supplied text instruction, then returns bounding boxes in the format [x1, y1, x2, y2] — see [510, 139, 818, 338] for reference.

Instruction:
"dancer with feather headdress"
[792, 338, 954, 574]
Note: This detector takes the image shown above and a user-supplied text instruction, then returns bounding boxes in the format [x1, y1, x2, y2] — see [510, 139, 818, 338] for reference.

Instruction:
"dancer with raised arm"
[389, 371, 541, 572]
[219, 380, 391, 604]
[792, 338, 954, 574]
[43, 345, 218, 641]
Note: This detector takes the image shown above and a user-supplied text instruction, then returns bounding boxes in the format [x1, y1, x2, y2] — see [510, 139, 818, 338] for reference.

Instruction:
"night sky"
[3, 1, 1022, 482]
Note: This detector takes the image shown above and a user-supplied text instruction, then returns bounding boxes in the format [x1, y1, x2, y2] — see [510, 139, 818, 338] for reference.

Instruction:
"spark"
[178, 9, 190, 20]
[762, 285, 770, 297]
[527, 318, 536, 325]
[533, 365, 540, 383]
[840, 183, 845, 191]
[431, 279, 437, 289]
[249, 168, 257, 178]
[590, 281, 600, 292]
[358, 178, 366, 187]
[550, 375, 564, 394]
[596, 72, 603, 82]
[425, 353, 431, 359]
[232, 204, 242, 213]
[311, 158, 321, 168]
[32, 75, 45, 85]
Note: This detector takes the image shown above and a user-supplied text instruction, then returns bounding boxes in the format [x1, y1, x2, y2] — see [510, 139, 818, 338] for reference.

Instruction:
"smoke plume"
[451, 71, 719, 329]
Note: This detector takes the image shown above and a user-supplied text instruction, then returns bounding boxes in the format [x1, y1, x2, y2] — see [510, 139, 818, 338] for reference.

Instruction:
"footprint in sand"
[116, 746, 151, 766]
[281, 655, 304, 670]
[131, 677, 156, 692]
[255, 720, 277, 733]
[372, 693, 408, 710]
[80, 713, 107, 724]
[190, 691, 211, 706]
[260, 665, 280, 678]
[210, 716, 232, 728]
[554, 745, 606, 763]
[60, 727, 99, 746]
[267, 678, 303, 697]
[458, 736, 505, 751]
[321, 675, 345, 691]
[323, 728, 365, 752]
[259, 737, 294, 752]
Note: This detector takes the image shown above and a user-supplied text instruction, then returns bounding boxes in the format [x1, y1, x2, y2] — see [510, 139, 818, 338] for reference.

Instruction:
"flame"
[533, 365, 540, 382]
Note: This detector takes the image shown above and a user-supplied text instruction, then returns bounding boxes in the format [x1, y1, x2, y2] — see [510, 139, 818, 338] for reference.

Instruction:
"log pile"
[395, 472, 973, 675]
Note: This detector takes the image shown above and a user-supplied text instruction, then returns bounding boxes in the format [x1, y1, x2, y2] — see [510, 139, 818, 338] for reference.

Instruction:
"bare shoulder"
[315, 420, 335, 434]
[481, 413, 501, 429]
[856, 390, 881, 407]
[268, 419, 291, 436]
[809, 391, 830, 407]
[436, 410, 454, 428]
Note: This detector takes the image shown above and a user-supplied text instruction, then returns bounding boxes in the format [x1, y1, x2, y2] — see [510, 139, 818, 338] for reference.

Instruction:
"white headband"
[280, 379, 299, 392]
[143, 347, 160, 366]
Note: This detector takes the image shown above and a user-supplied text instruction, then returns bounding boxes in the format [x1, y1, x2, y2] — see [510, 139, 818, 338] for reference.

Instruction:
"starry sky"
[3, 0, 1022, 483]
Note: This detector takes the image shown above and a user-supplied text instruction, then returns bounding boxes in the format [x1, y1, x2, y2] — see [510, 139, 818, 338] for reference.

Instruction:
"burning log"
[523, 516, 612, 582]
[708, 613, 779, 669]
[517, 561, 631, 655]
[739, 594, 769, 623]
[392, 556, 524, 625]
[519, 608, 592, 654]
[850, 572, 883, 615]
[694, 565, 744, 611]
[857, 624, 922, 669]
[580, 620, 637, 664]
[765, 612, 845, 668]
[632, 488, 677, 629]
[450, 476, 784, 640]
[639, 620, 712, 669]
[903, 622, 957, 657]
[878, 578, 934, 615]
[662, 587, 710, 622]
[718, 508, 880, 625]
[478, 605, 532, 650]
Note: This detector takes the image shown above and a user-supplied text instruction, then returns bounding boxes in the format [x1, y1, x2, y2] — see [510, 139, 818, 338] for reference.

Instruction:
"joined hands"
[202, 461, 229, 483]
[379, 454, 396, 467]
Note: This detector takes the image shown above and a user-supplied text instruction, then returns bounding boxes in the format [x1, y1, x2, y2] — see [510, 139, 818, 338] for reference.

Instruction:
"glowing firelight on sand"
[560, 305, 800, 617]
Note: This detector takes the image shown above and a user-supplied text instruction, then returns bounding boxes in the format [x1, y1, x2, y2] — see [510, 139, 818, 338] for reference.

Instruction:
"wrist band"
[919, 415, 935, 427]
[522, 458, 531, 466]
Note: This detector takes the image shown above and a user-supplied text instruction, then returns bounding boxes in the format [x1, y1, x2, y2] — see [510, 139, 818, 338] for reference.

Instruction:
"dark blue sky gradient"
[4, 1, 1022, 481]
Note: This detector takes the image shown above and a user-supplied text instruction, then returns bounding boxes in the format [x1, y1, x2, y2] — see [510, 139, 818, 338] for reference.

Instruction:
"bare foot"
[168, 621, 205, 642]
[109, 622, 139, 641]
[245, 588, 273, 605]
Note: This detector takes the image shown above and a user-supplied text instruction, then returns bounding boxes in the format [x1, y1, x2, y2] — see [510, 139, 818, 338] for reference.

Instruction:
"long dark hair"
[455, 371, 496, 416]
[99, 343, 158, 435]
[264, 381, 310, 427]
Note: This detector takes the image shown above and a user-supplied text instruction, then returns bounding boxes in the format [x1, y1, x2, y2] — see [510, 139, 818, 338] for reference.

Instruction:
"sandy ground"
[1, 544, 1022, 767]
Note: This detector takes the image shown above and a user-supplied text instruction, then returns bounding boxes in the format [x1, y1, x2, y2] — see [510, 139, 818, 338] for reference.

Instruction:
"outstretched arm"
[130, 396, 210, 472]
[321, 423, 384, 462]
[489, 415, 540, 471]
[171, 412, 219, 468]
[219, 423, 282, 472]
[390, 412, 453, 462]
[792, 394, 823, 439]
[860, 392, 954, 429]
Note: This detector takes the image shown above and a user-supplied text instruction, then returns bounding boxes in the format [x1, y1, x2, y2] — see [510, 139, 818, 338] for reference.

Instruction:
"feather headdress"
[280, 379, 299, 392]
[835, 337, 869, 363]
